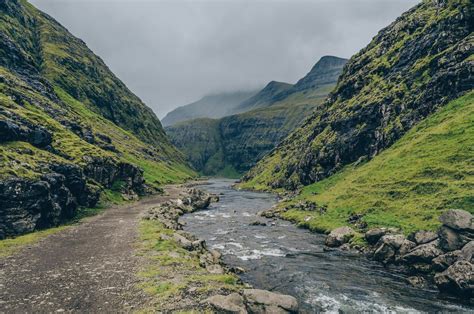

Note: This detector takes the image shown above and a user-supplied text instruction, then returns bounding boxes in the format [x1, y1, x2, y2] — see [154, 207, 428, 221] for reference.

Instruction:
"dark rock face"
[0, 119, 52, 148]
[0, 159, 147, 239]
[243, 0, 474, 190]
[0, 169, 80, 239]
[361, 210, 474, 298]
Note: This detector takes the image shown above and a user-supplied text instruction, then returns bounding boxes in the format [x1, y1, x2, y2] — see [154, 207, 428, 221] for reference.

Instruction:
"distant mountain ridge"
[166, 56, 347, 176]
[161, 90, 258, 127]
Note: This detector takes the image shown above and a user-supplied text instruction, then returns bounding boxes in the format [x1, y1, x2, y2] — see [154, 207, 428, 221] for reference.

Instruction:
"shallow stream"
[180, 179, 472, 312]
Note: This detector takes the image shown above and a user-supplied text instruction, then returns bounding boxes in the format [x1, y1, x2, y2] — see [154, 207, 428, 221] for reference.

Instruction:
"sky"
[30, 0, 419, 118]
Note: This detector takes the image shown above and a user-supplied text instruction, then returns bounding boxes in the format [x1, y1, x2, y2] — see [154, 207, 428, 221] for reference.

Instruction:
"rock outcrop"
[359, 209, 474, 297]
[243, 0, 473, 190]
[0, 159, 147, 239]
[0, 0, 193, 238]
[325, 226, 355, 247]
[205, 289, 299, 314]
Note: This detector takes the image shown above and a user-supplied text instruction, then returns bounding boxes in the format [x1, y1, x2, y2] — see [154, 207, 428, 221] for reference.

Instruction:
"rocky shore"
[264, 203, 473, 299]
[141, 186, 299, 313]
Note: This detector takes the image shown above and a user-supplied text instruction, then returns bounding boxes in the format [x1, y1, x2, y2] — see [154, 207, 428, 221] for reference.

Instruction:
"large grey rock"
[325, 226, 355, 247]
[402, 240, 443, 264]
[438, 226, 469, 252]
[432, 250, 464, 272]
[205, 293, 247, 314]
[365, 228, 388, 245]
[434, 260, 474, 296]
[439, 209, 474, 231]
[242, 289, 298, 313]
[373, 234, 406, 264]
[408, 230, 438, 245]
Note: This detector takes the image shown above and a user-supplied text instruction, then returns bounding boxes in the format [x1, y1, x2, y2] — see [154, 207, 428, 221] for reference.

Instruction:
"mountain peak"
[293, 56, 348, 91]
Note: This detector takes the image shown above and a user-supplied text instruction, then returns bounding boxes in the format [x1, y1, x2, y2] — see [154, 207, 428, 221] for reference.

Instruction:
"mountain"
[242, 0, 473, 191]
[240, 0, 473, 232]
[0, 0, 194, 238]
[161, 90, 258, 127]
[166, 56, 347, 176]
[235, 81, 293, 112]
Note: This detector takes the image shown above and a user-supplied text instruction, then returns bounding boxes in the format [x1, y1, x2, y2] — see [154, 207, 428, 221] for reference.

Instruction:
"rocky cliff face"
[0, 0, 193, 238]
[243, 0, 473, 190]
[166, 56, 346, 176]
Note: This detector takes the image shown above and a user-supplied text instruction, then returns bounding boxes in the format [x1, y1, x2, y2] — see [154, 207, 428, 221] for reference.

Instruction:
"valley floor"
[0, 187, 182, 312]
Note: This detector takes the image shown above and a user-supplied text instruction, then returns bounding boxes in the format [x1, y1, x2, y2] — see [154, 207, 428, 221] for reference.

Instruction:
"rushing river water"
[180, 179, 472, 313]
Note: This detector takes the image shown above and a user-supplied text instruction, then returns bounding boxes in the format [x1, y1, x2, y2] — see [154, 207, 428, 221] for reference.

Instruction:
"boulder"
[439, 209, 474, 231]
[206, 264, 225, 274]
[242, 289, 298, 314]
[365, 228, 388, 245]
[325, 226, 355, 247]
[432, 250, 464, 272]
[373, 234, 406, 264]
[402, 240, 443, 264]
[438, 226, 468, 252]
[408, 230, 438, 245]
[205, 293, 247, 314]
[434, 260, 474, 296]
[406, 276, 427, 288]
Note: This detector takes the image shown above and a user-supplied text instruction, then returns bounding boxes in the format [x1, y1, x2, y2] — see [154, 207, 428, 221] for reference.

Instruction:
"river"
[180, 179, 472, 312]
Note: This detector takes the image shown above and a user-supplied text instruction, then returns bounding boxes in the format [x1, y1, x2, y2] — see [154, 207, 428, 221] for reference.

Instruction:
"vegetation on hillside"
[166, 56, 346, 176]
[243, 0, 473, 191]
[257, 92, 474, 236]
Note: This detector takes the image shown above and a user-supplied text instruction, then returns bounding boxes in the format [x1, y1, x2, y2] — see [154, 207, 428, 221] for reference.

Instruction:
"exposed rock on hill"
[243, 0, 473, 190]
[0, 0, 193, 238]
[166, 56, 347, 176]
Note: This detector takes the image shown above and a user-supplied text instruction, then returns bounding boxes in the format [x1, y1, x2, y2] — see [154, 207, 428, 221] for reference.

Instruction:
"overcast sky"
[30, 0, 418, 118]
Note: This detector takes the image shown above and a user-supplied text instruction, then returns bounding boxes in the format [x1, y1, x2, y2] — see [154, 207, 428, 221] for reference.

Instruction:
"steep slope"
[0, 0, 194, 238]
[242, 0, 473, 191]
[236, 81, 293, 112]
[166, 56, 347, 176]
[161, 90, 257, 127]
[278, 91, 474, 234]
[166, 102, 318, 177]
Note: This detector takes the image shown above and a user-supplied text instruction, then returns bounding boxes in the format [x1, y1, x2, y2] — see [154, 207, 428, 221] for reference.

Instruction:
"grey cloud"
[30, 0, 419, 118]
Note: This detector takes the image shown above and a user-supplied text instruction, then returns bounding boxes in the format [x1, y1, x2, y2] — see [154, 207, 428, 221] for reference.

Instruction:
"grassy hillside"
[166, 56, 346, 176]
[0, 0, 194, 237]
[0, 0, 194, 185]
[166, 93, 327, 177]
[262, 92, 474, 235]
[242, 0, 473, 191]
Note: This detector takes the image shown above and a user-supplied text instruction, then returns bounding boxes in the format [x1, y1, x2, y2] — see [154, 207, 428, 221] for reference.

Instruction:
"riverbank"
[137, 184, 300, 312]
[259, 196, 474, 301]
[184, 179, 473, 312]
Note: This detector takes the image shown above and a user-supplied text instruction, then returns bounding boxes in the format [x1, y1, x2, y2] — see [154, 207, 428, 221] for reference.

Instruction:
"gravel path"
[0, 187, 181, 313]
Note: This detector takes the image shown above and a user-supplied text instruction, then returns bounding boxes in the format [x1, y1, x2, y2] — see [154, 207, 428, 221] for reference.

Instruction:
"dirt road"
[0, 186, 182, 313]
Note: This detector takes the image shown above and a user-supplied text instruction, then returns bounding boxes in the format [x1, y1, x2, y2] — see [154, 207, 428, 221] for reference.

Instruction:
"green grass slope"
[277, 92, 474, 235]
[0, 1, 194, 188]
[166, 93, 327, 177]
[242, 0, 473, 191]
[166, 56, 346, 177]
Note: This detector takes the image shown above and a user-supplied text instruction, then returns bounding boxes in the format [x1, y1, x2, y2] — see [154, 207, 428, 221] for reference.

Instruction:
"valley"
[0, 0, 473, 312]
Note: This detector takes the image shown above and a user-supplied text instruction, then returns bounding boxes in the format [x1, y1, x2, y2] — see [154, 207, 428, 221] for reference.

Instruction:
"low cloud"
[31, 0, 419, 118]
